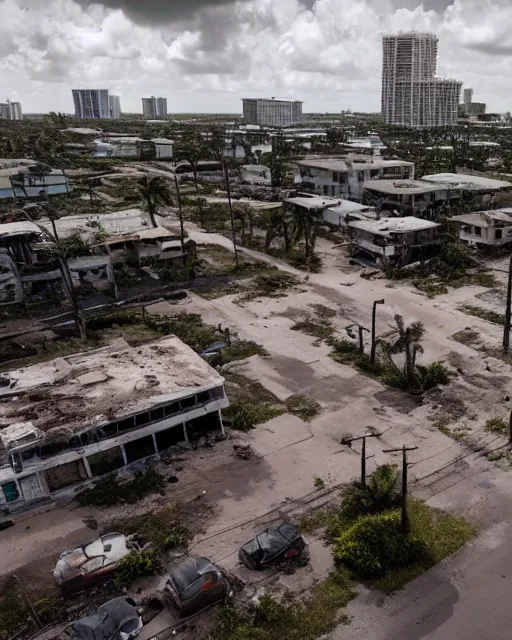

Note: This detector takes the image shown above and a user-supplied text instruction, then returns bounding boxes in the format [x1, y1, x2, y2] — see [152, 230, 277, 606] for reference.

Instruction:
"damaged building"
[0, 336, 229, 509]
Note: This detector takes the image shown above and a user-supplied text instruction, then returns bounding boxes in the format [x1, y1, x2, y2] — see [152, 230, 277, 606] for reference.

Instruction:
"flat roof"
[297, 156, 413, 172]
[0, 336, 224, 441]
[363, 179, 443, 195]
[326, 201, 375, 216]
[285, 194, 341, 210]
[349, 216, 439, 236]
[422, 173, 512, 190]
[243, 97, 303, 103]
[0, 221, 48, 238]
[450, 208, 512, 227]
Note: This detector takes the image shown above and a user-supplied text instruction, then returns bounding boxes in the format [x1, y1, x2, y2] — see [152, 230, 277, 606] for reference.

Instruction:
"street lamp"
[370, 299, 385, 364]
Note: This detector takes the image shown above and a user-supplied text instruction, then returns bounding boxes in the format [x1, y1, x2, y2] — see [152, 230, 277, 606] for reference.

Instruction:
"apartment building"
[242, 98, 303, 127]
[0, 337, 229, 509]
[142, 96, 167, 118]
[72, 89, 111, 119]
[0, 100, 22, 120]
[109, 95, 121, 119]
[382, 32, 462, 128]
[296, 154, 415, 201]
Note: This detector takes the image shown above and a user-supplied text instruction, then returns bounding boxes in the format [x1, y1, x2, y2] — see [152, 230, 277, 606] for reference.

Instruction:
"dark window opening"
[210, 386, 224, 400]
[136, 412, 150, 427]
[117, 417, 135, 432]
[40, 441, 70, 459]
[2, 481, 19, 502]
[21, 448, 37, 462]
[69, 436, 81, 449]
[150, 407, 165, 422]
[164, 402, 180, 417]
[156, 426, 184, 451]
[185, 412, 221, 441]
[180, 396, 196, 410]
[98, 423, 118, 439]
[124, 435, 155, 464]
[495, 229, 503, 240]
[87, 448, 124, 476]
[46, 460, 88, 492]
[474, 226, 482, 236]
[197, 391, 210, 405]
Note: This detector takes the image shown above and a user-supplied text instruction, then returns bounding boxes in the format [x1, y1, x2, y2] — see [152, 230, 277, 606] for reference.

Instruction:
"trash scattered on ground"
[233, 444, 254, 460]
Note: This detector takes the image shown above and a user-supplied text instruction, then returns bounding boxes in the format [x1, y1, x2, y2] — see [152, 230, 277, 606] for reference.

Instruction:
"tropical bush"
[341, 465, 401, 521]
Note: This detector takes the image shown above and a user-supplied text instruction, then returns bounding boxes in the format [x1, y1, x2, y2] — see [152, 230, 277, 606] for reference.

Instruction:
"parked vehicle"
[60, 597, 142, 640]
[163, 557, 228, 617]
[54, 533, 143, 593]
[238, 523, 308, 570]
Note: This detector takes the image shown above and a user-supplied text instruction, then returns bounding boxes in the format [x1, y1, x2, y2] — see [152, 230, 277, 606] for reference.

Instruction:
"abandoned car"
[59, 598, 142, 640]
[238, 523, 308, 570]
[54, 533, 144, 593]
[163, 557, 229, 617]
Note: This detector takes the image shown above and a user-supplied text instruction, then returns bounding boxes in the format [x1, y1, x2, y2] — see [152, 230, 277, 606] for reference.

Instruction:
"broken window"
[164, 402, 180, 417]
[135, 412, 150, 427]
[197, 391, 210, 405]
[150, 407, 165, 422]
[495, 229, 503, 240]
[87, 448, 124, 476]
[474, 227, 482, 236]
[45, 460, 88, 492]
[156, 426, 185, 450]
[2, 481, 19, 502]
[117, 417, 135, 433]
[124, 436, 155, 463]
[180, 396, 196, 410]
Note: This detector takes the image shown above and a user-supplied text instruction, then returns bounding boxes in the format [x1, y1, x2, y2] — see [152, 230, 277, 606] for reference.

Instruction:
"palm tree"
[287, 204, 317, 259]
[386, 315, 425, 383]
[136, 175, 172, 228]
[341, 465, 401, 520]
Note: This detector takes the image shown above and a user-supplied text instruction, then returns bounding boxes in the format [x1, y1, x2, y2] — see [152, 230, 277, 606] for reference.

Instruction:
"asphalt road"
[333, 458, 512, 640]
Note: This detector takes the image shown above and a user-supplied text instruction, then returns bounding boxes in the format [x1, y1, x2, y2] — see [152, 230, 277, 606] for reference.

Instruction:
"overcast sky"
[0, 0, 510, 114]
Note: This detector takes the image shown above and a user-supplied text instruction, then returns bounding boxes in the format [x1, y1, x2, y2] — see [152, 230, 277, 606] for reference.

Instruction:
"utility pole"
[173, 174, 185, 256]
[503, 255, 512, 353]
[222, 160, 240, 269]
[383, 445, 418, 535]
[341, 431, 382, 486]
[345, 323, 369, 355]
[370, 299, 385, 364]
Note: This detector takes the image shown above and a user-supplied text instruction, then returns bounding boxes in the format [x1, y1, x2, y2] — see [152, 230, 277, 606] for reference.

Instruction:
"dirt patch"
[373, 389, 423, 414]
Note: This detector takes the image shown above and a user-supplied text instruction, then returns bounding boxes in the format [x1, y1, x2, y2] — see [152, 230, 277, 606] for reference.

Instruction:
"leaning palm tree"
[136, 175, 172, 228]
[287, 205, 316, 259]
[384, 314, 425, 385]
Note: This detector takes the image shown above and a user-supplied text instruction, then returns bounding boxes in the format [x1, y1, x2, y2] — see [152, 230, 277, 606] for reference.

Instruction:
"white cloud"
[0, 0, 511, 114]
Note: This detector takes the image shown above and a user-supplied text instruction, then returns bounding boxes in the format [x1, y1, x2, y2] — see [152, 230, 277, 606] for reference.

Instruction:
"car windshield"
[170, 558, 211, 595]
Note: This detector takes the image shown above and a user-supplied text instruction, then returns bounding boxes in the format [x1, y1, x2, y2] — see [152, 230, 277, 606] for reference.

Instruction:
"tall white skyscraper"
[242, 98, 303, 127]
[0, 100, 22, 120]
[109, 95, 121, 119]
[72, 89, 111, 119]
[142, 96, 167, 118]
[381, 32, 462, 128]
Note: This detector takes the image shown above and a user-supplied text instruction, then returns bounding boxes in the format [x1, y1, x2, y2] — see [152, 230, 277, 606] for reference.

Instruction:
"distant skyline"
[1, 0, 511, 114]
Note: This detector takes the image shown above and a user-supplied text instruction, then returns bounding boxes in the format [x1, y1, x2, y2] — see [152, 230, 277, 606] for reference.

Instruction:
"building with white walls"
[142, 97, 167, 118]
[109, 95, 121, 119]
[0, 337, 229, 508]
[72, 89, 111, 119]
[382, 32, 462, 128]
[242, 98, 303, 127]
[0, 100, 22, 120]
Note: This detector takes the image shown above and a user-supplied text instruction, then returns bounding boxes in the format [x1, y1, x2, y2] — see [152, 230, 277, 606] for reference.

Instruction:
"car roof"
[169, 557, 218, 593]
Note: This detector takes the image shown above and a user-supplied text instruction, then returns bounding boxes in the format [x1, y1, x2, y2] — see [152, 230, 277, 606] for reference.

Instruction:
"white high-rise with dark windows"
[0, 100, 22, 120]
[242, 98, 303, 127]
[382, 32, 462, 128]
[72, 89, 113, 119]
[142, 96, 167, 118]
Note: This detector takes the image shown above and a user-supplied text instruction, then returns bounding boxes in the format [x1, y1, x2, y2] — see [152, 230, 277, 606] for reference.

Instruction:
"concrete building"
[459, 88, 486, 117]
[72, 90, 111, 119]
[0, 337, 229, 508]
[285, 193, 377, 228]
[348, 216, 441, 266]
[242, 98, 303, 127]
[142, 97, 167, 118]
[94, 136, 173, 160]
[295, 154, 415, 201]
[450, 209, 512, 246]
[109, 95, 121, 119]
[382, 32, 462, 128]
[0, 100, 22, 120]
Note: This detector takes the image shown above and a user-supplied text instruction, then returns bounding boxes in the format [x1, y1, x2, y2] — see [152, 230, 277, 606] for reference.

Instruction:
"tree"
[174, 127, 208, 192]
[341, 465, 401, 520]
[286, 204, 317, 259]
[136, 175, 172, 228]
[386, 314, 425, 384]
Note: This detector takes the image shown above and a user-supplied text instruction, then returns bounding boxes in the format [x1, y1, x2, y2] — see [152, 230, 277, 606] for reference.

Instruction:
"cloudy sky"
[0, 0, 510, 114]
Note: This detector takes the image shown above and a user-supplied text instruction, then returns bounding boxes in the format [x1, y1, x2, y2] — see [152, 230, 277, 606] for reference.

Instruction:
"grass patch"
[221, 341, 268, 363]
[76, 468, 166, 507]
[286, 394, 321, 421]
[291, 317, 335, 345]
[223, 372, 285, 431]
[413, 278, 449, 298]
[459, 305, 505, 326]
[431, 416, 466, 441]
[484, 416, 509, 435]
[237, 272, 301, 304]
[373, 499, 476, 593]
[214, 570, 355, 640]
[487, 450, 512, 468]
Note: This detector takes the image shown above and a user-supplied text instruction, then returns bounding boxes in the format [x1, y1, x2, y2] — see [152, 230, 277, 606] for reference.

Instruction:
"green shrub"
[115, 550, 159, 589]
[286, 394, 321, 421]
[341, 465, 401, 521]
[225, 401, 285, 431]
[485, 416, 508, 435]
[334, 511, 430, 579]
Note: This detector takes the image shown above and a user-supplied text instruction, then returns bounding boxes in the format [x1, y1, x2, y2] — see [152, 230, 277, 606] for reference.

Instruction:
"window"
[150, 407, 165, 422]
[2, 482, 19, 502]
[197, 391, 210, 405]
[136, 412, 150, 427]
[495, 229, 503, 240]
[474, 226, 482, 236]
[323, 185, 329, 196]
[180, 396, 196, 410]
[332, 171, 338, 183]
[164, 402, 180, 417]
[358, 171, 365, 182]
[117, 417, 135, 432]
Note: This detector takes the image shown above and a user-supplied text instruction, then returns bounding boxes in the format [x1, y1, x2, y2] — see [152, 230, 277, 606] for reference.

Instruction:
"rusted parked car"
[60, 598, 142, 640]
[54, 533, 144, 593]
[239, 523, 309, 570]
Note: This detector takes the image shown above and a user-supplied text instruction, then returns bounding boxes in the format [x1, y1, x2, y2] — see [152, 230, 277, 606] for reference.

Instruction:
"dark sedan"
[239, 523, 309, 570]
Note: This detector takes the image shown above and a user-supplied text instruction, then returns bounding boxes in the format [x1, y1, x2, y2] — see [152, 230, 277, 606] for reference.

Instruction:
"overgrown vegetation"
[214, 570, 355, 640]
[286, 394, 322, 421]
[76, 468, 166, 507]
[291, 317, 335, 345]
[223, 372, 286, 431]
[459, 305, 505, 326]
[340, 465, 401, 521]
[237, 272, 301, 304]
[484, 416, 509, 435]
[115, 550, 159, 589]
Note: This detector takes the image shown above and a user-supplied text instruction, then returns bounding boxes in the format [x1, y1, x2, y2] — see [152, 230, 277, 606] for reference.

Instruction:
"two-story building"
[0, 336, 229, 509]
[295, 154, 415, 202]
[450, 208, 512, 246]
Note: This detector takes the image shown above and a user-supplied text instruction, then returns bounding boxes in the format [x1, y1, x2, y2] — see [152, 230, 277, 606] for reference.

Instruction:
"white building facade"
[242, 98, 303, 127]
[142, 97, 167, 118]
[382, 32, 462, 128]
[0, 337, 229, 509]
[109, 95, 121, 119]
[72, 89, 111, 119]
[0, 101, 22, 120]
